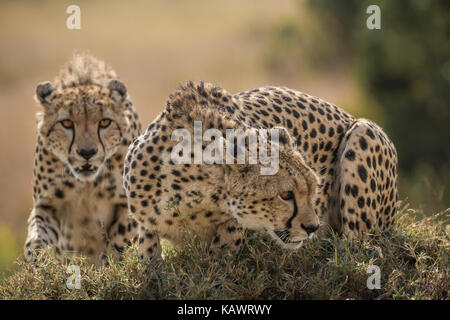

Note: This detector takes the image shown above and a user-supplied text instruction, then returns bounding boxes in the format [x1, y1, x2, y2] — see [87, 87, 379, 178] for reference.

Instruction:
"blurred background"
[0, 0, 448, 275]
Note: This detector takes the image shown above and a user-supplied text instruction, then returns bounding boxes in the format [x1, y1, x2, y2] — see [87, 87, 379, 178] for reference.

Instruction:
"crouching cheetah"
[25, 53, 144, 265]
[123, 81, 398, 257]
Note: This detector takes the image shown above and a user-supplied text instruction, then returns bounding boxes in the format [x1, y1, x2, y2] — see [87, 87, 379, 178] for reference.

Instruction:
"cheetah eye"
[279, 191, 294, 201]
[99, 119, 112, 129]
[60, 119, 74, 129]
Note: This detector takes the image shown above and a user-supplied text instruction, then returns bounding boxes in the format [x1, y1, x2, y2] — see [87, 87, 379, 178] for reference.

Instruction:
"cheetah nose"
[77, 148, 97, 160]
[301, 223, 320, 235]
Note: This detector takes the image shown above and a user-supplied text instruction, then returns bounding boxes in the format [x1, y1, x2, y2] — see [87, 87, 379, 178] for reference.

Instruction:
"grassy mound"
[0, 205, 448, 300]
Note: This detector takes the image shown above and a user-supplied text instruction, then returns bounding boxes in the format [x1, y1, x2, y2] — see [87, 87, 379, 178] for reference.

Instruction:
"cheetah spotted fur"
[24, 54, 146, 265]
[124, 81, 399, 257]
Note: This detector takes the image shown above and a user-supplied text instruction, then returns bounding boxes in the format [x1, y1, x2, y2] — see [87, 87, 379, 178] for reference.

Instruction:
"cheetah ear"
[107, 79, 127, 102]
[36, 81, 56, 105]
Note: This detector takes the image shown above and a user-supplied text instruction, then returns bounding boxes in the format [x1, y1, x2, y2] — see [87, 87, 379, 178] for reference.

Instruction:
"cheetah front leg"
[107, 204, 138, 258]
[209, 218, 244, 256]
[107, 204, 161, 261]
[136, 225, 162, 261]
[24, 203, 62, 262]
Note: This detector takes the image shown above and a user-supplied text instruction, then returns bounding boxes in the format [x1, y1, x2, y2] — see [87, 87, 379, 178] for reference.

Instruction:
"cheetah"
[24, 53, 145, 265]
[123, 81, 398, 257]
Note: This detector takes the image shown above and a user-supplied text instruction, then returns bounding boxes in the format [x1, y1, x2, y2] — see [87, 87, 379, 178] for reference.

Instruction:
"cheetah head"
[165, 81, 321, 249]
[223, 127, 321, 249]
[35, 80, 132, 181]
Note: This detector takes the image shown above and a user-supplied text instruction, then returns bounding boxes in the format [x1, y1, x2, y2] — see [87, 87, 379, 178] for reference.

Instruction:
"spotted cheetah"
[24, 54, 145, 265]
[123, 81, 398, 257]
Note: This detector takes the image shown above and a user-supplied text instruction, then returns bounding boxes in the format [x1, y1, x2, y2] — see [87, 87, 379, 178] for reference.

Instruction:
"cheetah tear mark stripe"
[68, 125, 75, 155]
[116, 121, 123, 145]
[96, 103, 106, 154]
[67, 106, 76, 154]
[97, 124, 106, 154]
[285, 193, 298, 229]
[46, 126, 54, 137]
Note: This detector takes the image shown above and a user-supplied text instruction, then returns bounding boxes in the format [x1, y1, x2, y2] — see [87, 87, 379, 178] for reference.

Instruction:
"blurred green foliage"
[0, 222, 20, 278]
[268, 0, 450, 212]
[354, 0, 450, 173]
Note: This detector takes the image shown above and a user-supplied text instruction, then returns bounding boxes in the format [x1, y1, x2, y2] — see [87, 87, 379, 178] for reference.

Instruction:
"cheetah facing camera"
[124, 81, 399, 258]
[25, 53, 144, 265]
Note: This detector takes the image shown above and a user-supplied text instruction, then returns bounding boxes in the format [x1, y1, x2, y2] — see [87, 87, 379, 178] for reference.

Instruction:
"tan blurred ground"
[0, 0, 356, 250]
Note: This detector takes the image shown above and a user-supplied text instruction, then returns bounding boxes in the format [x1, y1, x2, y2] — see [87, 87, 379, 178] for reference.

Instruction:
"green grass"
[0, 204, 448, 300]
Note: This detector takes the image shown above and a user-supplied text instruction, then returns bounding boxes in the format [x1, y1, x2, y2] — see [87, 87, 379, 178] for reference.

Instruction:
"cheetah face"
[225, 154, 321, 249]
[36, 80, 130, 181]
